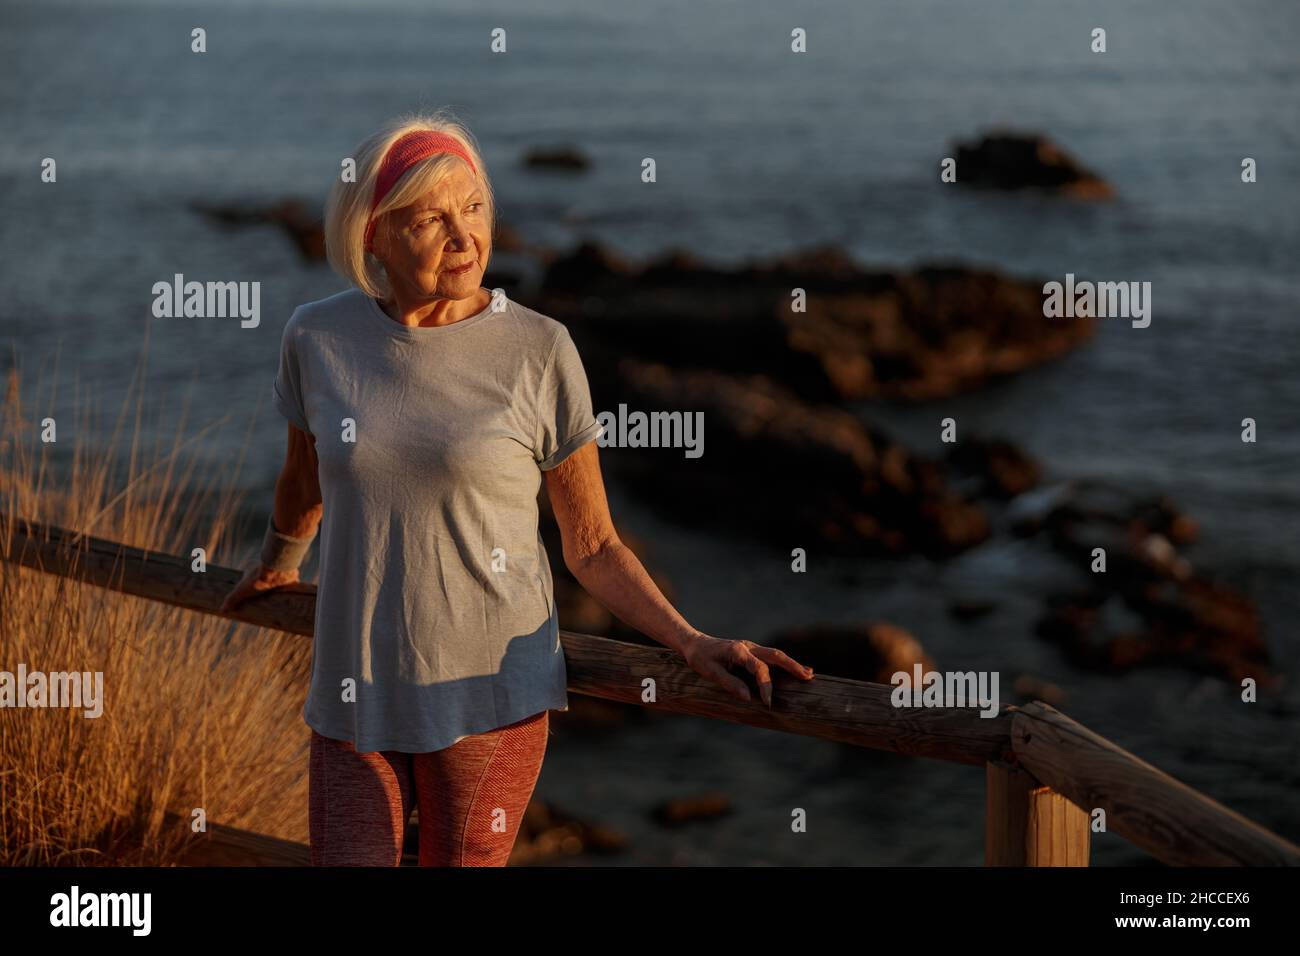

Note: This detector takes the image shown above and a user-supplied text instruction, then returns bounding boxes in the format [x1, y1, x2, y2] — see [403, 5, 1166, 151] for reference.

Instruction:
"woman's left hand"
[681, 633, 814, 707]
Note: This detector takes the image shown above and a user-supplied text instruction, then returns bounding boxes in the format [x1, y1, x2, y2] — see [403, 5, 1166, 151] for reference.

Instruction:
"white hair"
[324, 108, 495, 298]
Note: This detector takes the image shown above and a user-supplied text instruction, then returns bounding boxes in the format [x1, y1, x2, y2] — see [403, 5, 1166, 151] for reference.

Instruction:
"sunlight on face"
[376, 162, 491, 302]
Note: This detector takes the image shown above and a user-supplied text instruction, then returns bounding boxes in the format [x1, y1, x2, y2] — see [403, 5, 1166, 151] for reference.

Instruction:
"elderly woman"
[221, 111, 813, 867]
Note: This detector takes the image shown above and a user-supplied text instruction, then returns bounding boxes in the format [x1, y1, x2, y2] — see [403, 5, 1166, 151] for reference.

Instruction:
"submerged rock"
[952, 130, 1114, 198]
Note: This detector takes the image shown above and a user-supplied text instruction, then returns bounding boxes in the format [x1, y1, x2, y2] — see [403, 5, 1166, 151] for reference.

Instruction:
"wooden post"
[1011, 701, 1300, 866]
[985, 759, 1090, 866]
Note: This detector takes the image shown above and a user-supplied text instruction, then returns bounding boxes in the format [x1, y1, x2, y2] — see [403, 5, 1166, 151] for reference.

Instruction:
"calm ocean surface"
[2, 0, 1297, 863]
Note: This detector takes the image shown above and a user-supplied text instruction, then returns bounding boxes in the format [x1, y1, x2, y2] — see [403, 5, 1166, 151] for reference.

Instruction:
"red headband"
[363, 130, 479, 253]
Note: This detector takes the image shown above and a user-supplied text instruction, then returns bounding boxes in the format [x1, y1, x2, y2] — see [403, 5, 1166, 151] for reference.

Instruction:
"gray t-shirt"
[272, 287, 603, 753]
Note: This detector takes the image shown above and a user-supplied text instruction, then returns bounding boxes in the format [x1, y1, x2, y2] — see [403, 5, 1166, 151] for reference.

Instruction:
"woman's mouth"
[448, 261, 475, 275]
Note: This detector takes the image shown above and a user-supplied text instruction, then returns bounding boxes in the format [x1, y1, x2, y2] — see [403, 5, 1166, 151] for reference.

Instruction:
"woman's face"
[375, 161, 491, 302]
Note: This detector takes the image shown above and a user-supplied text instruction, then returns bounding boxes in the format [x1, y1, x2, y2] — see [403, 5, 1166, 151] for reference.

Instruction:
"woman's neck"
[377, 287, 489, 329]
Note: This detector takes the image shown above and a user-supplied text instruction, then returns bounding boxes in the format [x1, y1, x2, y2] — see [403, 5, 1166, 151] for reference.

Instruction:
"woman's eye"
[414, 205, 478, 230]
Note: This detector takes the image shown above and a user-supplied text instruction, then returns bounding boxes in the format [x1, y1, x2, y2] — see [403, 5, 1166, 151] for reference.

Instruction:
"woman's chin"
[441, 269, 479, 293]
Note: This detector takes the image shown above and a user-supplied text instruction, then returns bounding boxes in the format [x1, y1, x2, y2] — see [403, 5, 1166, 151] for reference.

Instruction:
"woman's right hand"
[219, 564, 302, 614]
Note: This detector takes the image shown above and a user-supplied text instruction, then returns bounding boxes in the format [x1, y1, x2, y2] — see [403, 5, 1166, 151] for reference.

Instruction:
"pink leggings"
[308, 710, 550, 866]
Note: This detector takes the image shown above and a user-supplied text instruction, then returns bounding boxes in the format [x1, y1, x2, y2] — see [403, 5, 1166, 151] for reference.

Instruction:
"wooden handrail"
[165, 813, 314, 867]
[3, 514, 1297, 866]
[1012, 702, 1298, 866]
[0, 515, 1016, 767]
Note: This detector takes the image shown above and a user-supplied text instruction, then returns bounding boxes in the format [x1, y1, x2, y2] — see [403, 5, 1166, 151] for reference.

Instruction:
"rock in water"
[946, 436, 1041, 498]
[523, 145, 591, 171]
[766, 623, 935, 684]
[953, 130, 1114, 198]
[191, 198, 325, 261]
[590, 358, 990, 557]
[1029, 479, 1272, 685]
[537, 241, 1097, 402]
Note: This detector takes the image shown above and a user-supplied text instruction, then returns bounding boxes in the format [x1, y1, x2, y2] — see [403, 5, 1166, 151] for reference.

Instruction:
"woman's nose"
[447, 221, 471, 249]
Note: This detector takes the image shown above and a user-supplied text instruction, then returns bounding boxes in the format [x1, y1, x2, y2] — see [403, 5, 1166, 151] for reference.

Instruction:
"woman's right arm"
[272, 422, 323, 538]
[219, 422, 322, 612]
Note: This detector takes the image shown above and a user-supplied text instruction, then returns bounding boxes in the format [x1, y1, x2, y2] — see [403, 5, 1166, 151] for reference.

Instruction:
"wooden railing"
[3, 515, 1298, 866]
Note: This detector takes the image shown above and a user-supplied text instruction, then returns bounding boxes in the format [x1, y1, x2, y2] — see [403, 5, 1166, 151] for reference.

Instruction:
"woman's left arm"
[544, 441, 814, 707]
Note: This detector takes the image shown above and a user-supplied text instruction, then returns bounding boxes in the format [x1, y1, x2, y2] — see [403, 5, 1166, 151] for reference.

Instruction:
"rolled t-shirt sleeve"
[272, 313, 311, 433]
[535, 326, 604, 471]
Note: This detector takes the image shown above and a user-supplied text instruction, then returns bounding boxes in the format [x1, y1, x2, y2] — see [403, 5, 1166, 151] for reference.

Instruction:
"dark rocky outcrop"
[1025, 480, 1271, 685]
[523, 146, 590, 171]
[948, 597, 998, 622]
[191, 198, 325, 261]
[1010, 674, 1067, 707]
[765, 622, 935, 685]
[589, 358, 991, 557]
[192, 196, 539, 266]
[953, 130, 1114, 198]
[538, 241, 1096, 403]
[508, 801, 628, 863]
[651, 793, 732, 826]
[946, 436, 1042, 498]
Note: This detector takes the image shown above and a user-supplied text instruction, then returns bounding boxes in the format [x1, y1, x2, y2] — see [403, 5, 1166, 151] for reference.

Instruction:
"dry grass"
[0, 349, 312, 865]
